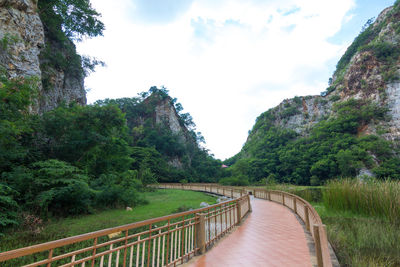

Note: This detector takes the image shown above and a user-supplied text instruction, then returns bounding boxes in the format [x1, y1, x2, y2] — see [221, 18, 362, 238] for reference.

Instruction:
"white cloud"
[77, 0, 355, 160]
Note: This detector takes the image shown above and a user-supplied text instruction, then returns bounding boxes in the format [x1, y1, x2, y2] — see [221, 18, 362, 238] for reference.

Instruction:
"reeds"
[323, 179, 400, 223]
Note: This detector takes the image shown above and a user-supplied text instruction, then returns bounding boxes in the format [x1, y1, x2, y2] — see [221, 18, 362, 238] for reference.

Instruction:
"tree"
[38, 0, 104, 42]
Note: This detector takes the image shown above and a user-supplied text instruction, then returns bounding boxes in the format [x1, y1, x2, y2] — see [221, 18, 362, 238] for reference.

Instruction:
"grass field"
[0, 189, 217, 253]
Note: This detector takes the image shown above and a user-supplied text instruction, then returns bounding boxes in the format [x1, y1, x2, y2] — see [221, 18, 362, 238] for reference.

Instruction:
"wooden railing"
[159, 184, 332, 267]
[251, 188, 332, 267]
[0, 186, 251, 267]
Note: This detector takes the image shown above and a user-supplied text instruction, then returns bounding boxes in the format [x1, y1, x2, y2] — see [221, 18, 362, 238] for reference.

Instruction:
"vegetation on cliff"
[225, 1, 400, 186]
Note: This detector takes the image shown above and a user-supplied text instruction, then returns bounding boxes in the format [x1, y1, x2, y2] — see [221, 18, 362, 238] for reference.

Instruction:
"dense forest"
[0, 0, 224, 235]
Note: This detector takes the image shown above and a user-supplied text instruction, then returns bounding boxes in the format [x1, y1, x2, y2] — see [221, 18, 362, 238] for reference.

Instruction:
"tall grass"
[323, 179, 400, 223]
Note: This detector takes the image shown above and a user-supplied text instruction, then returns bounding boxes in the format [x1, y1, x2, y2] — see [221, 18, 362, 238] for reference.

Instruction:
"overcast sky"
[77, 0, 395, 160]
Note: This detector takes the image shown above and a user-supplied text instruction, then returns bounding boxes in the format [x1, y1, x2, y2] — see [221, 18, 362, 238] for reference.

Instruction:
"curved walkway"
[187, 198, 313, 267]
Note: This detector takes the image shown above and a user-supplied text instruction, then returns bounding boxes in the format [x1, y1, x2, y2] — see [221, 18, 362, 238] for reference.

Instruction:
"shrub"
[219, 175, 249, 186]
[30, 160, 93, 216]
[92, 173, 147, 209]
[0, 183, 19, 235]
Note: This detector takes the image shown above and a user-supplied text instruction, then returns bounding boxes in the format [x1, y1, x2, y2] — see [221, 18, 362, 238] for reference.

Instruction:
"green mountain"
[225, 2, 400, 185]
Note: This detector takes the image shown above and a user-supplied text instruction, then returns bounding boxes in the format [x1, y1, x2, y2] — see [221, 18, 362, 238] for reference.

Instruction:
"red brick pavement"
[187, 198, 312, 267]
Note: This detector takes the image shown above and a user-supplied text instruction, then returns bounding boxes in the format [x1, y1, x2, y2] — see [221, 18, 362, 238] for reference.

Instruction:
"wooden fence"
[0, 186, 251, 267]
[159, 183, 333, 267]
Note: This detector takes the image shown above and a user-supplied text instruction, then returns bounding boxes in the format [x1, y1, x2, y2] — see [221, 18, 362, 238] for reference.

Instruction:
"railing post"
[236, 199, 242, 224]
[231, 189, 233, 198]
[196, 214, 206, 255]
[247, 194, 252, 212]
[293, 198, 297, 214]
[313, 224, 323, 267]
[304, 205, 310, 231]
[223, 187, 225, 196]
[268, 191, 271, 201]
[282, 193, 285, 206]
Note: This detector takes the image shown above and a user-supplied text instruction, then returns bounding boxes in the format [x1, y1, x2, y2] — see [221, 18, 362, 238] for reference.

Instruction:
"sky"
[77, 0, 395, 160]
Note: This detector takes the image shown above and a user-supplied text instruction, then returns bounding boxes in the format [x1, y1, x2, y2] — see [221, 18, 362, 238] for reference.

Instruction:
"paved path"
[187, 198, 313, 267]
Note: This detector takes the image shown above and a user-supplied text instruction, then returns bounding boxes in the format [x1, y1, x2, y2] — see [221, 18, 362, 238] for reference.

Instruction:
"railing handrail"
[0, 185, 249, 264]
[252, 188, 323, 224]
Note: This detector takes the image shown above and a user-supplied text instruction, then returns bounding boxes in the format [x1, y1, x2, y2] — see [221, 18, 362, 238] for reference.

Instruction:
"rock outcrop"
[0, 0, 86, 113]
[0, 0, 44, 78]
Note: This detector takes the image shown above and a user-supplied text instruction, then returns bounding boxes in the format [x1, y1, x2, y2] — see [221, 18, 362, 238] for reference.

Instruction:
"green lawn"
[0, 189, 217, 253]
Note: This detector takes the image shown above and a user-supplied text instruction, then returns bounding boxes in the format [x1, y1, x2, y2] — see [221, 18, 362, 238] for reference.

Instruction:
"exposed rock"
[0, 0, 44, 78]
[384, 82, 400, 141]
[358, 168, 375, 178]
[155, 98, 183, 134]
[169, 157, 183, 168]
[38, 35, 87, 113]
[200, 202, 209, 207]
[0, 0, 86, 113]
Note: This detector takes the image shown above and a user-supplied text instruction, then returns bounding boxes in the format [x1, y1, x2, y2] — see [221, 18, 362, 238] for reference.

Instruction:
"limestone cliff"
[0, 0, 86, 113]
[0, 0, 43, 79]
[141, 93, 195, 168]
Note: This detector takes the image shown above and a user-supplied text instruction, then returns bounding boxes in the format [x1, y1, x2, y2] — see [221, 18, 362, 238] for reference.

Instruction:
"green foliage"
[40, 103, 132, 177]
[92, 173, 146, 209]
[38, 0, 104, 42]
[0, 33, 20, 50]
[0, 69, 38, 172]
[219, 175, 249, 186]
[0, 183, 19, 234]
[28, 160, 93, 216]
[329, 94, 340, 102]
[96, 87, 222, 183]
[230, 99, 397, 185]
[280, 106, 300, 119]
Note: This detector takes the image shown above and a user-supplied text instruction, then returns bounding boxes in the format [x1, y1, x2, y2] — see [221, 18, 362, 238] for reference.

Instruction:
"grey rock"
[200, 202, 209, 207]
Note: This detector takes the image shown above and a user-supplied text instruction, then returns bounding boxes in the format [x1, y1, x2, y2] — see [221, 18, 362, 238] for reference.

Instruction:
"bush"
[363, 42, 400, 62]
[30, 160, 93, 216]
[92, 173, 147, 209]
[219, 175, 249, 186]
[0, 183, 19, 234]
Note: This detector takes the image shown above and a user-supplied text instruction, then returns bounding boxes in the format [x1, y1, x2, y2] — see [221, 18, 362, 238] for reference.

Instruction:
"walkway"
[186, 198, 313, 267]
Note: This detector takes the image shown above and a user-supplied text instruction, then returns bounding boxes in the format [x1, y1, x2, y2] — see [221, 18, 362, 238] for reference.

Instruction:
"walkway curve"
[186, 198, 313, 267]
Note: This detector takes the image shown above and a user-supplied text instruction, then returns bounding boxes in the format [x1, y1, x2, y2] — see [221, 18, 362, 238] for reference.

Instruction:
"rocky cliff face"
[0, 0, 86, 113]
[142, 94, 195, 168]
[0, 0, 43, 78]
